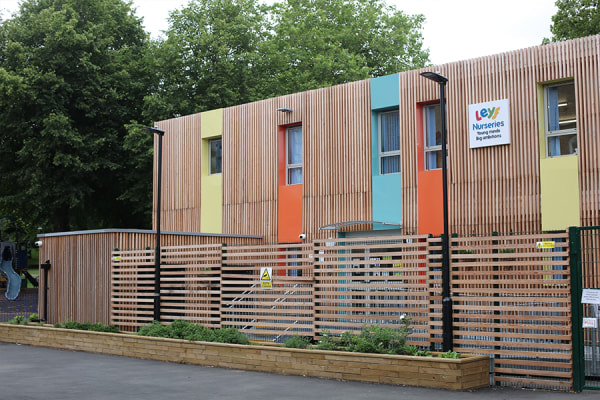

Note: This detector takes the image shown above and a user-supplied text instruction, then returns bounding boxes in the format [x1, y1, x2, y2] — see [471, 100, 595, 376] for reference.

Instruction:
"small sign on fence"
[536, 241, 555, 249]
[260, 267, 273, 289]
[582, 289, 600, 305]
[583, 318, 598, 329]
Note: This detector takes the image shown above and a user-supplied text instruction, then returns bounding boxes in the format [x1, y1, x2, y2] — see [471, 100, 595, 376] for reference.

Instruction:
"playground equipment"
[0, 242, 19, 300]
[0, 217, 38, 301]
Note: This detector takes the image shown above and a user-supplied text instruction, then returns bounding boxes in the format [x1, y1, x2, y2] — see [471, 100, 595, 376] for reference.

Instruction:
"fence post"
[569, 226, 584, 392]
[40, 260, 51, 322]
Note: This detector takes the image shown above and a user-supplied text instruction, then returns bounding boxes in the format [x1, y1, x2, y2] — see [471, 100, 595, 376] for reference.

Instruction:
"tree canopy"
[146, 0, 429, 120]
[0, 0, 156, 233]
[0, 0, 429, 235]
[548, 0, 600, 41]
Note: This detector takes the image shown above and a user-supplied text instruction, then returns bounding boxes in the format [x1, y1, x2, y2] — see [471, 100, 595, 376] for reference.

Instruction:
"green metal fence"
[570, 226, 600, 392]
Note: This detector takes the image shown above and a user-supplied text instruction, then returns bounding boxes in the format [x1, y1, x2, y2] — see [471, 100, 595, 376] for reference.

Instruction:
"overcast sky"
[0, 0, 557, 65]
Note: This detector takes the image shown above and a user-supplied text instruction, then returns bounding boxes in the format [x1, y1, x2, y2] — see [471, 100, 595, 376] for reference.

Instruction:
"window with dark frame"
[545, 81, 577, 157]
[379, 110, 401, 174]
[423, 103, 442, 170]
[286, 125, 302, 185]
[209, 138, 222, 175]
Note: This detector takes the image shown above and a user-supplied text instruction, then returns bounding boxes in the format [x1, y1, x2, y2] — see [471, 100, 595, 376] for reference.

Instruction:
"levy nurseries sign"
[469, 99, 510, 148]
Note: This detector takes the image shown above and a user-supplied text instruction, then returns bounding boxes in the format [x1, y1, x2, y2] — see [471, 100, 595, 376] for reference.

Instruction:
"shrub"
[438, 350, 460, 359]
[8, 315, 27, 325]
[53, 320, 119, 333]
[137, 320, 249, 345]
[283, 335, 312, 349]
[315, 329, 339, 350]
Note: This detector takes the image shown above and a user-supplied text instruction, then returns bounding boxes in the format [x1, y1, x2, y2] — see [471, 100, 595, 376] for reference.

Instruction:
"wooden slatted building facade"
[154, 35, 600, 241]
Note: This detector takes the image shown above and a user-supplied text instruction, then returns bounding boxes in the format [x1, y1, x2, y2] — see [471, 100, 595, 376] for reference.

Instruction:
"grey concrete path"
[0, 342, 597, 400]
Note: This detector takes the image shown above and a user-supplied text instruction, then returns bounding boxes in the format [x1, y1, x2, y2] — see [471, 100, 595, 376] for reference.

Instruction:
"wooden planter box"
[0, 324, 489, 390]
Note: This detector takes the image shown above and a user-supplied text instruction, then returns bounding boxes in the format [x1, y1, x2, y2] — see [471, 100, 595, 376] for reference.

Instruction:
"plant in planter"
[137, 320, 249, 345]
[287, 316, 446, 358]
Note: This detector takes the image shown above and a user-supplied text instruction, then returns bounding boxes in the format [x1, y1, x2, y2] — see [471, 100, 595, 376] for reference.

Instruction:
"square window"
[379, 110, 400, 174]
[545, 81, 577, 157]
[423, 103, 442, 170]
[286, 125, 302, 185]
[209, 138, 222, 175]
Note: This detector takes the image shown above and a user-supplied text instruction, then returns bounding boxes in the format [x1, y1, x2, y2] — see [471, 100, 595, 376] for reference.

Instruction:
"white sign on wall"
[582, 289, 600, 305]
[469, 99, 511, 148]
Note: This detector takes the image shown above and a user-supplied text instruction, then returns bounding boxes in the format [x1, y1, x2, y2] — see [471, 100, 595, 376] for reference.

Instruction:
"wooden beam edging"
[0, 324, 489, 391]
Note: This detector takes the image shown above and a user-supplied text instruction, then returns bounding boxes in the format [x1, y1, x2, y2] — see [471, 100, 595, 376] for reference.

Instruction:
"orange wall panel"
[418, 170, 443, 235]
[278, 185, 303, 243]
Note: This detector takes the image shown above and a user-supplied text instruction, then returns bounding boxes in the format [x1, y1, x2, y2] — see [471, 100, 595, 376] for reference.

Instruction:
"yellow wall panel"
[201, 174, 223, 233]
[200, 109, 223, 233]
[540, 156, 580, 230]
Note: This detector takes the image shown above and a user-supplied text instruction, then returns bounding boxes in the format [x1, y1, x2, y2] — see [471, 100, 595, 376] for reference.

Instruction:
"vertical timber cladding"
[222, 81, 373, 242]
[303, 81, 372, 240]
[222, 97, 280, 243]
[155, 115, 203, 232]
[400, 35, 600, 235]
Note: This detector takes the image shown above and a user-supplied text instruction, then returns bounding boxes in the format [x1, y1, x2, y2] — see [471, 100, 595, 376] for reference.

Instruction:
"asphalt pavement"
[0, 342, 597, 400]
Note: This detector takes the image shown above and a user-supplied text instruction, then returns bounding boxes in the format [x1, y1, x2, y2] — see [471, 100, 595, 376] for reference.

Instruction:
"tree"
[0, 0, 156, 232]
[144, 0, 430, 119]
[262, 0, 429, 95]
[144, 0, 268, 120]
[548, 0, 600, 41]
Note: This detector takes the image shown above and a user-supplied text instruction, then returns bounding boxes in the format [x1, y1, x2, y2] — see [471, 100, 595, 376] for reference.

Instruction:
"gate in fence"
[110, 231, 575, 391]
[570, 226, 600, 392]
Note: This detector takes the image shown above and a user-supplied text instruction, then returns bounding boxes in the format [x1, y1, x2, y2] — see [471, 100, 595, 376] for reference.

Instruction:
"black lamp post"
[141, 125, 165, 322]
[420, 71, 453, 351]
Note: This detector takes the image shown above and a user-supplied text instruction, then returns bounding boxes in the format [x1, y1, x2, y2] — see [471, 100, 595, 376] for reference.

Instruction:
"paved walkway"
[0, 342, 597, 400]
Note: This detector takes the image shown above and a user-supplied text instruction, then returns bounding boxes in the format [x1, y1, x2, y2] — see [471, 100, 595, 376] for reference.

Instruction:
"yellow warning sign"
[536, 241, 555, 249]
[260, 267, 273, 289]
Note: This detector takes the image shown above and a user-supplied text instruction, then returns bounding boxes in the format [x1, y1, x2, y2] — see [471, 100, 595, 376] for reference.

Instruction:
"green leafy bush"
[8, 315, 27, 325]
[303, 316, 432, 357]
[315, 329, 338, 350]
[53, 320, 119, 333]
[137, 320, 249, 345]
[438, 350, 460, 359]
[283, 335, 312, 349]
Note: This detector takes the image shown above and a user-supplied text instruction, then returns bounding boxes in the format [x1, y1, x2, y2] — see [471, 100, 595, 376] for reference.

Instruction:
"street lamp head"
[420, 71, 448, 84]
[140, 125, 165, 135]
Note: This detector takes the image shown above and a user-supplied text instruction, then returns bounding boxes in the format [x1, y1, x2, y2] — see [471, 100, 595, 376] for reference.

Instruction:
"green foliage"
[145, 0, 268, 120]
[499, 248, 516, 254]
[283, 334, 313, 349]
[137, 320, 249, 345]
[264, 0, 429, 95]
[315, 329, 339, 350]
[0, 0, 156, 232]
[53, 320, 120, 333]
[144, 0, 430, 120]
[547, 0, 600, 42]
[438, 350, 460, 359]
[313, 317, 432, 356]
[8, 315, 27, 325]
[7, 314, 43, 325]
[213, 327, 250, 345]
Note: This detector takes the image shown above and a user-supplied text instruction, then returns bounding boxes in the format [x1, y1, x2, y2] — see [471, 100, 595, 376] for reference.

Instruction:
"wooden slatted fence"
[111, 244, 222, 332]
[221, 243, 314, 341]
[313, 235, 432, 347]
[448, 232, 572, 390]
[109, 232, 575, 390]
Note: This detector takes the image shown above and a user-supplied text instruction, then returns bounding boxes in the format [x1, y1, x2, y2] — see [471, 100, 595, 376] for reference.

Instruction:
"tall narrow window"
[379, 110, 401, 174]
[286, 125, 302, 185]
[423, 103, 442, 170]
[209, 138, 222, 175]
[545, 81, 577, 157]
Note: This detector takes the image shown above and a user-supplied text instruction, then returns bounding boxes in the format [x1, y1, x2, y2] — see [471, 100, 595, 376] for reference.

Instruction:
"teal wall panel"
[371, 74, 401, 230]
